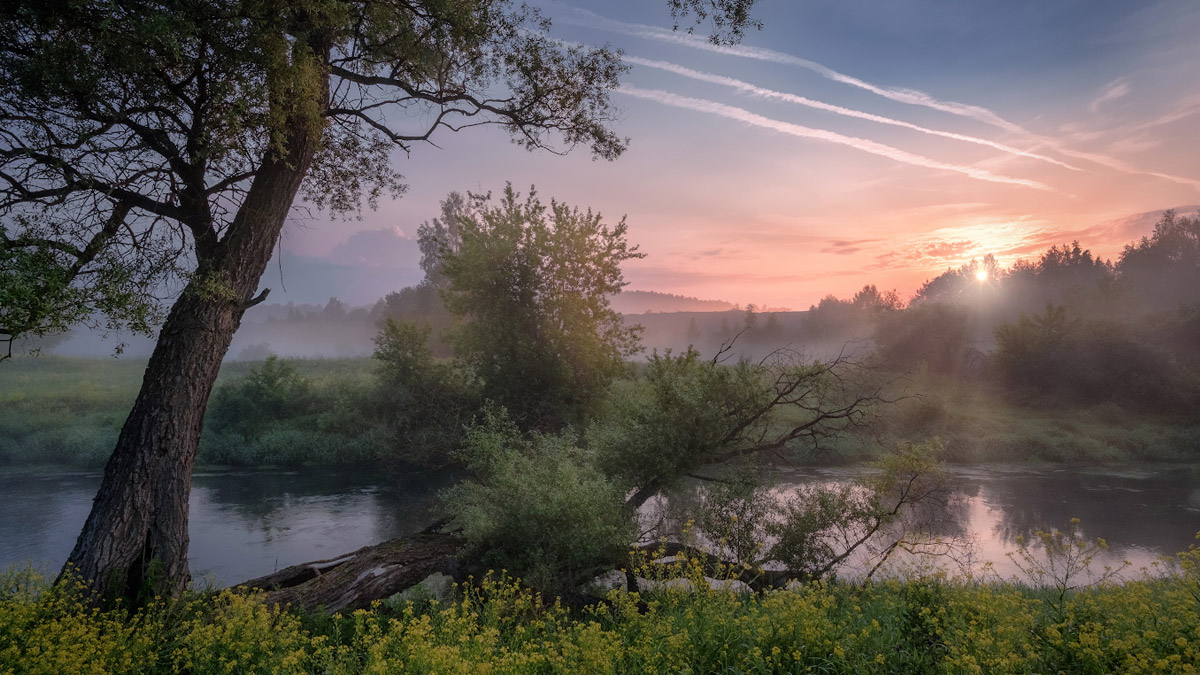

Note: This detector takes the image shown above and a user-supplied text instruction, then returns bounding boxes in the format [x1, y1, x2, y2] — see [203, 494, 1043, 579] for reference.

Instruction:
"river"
[1, 464, 1197, 587]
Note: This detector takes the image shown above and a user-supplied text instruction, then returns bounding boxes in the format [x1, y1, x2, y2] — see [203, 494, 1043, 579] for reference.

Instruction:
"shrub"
[208, 356, 315, 439]
[874, 302, 975, 375]
[444, 411, 633, 595]
[372, 319, 481, 466]
[4, 555, 1200, 673]
[992, 307, 1198, 412]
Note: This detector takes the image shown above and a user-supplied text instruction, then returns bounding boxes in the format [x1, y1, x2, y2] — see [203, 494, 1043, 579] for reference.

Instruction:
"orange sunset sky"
[272, 0, 1200, 310]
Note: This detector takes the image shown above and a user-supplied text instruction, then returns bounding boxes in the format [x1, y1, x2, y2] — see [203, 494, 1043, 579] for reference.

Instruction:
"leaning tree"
[0, 0, 760, 601]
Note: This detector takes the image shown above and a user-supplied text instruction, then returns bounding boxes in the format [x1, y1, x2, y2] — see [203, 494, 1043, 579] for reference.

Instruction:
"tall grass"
[0, 356, 383, 468]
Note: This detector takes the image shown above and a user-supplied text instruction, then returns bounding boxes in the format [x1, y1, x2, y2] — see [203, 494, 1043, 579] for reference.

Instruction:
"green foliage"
[208, 356, 315, 440]
[200, 357, 395, 466]
[0, 357, 140, 467]
[588, 347, 772, 491]
[444, 411, 633, 595]
[0, 213, 168, 359]
[992, 306, 1198, 412]
[439, 184, 644, 429]
[1008, 518, 1129, 616]
[372, 319, 481, 465]
[7, 551, 1200, 673]
[666, 0, 764, 44]
[171, 588, 315, 674]
[1119, 210, 1200, 310]
[0, 568, 164, 673]
[590, 345, 882, 510]
[912, 255, 1003, 305]
[876, 373, 1200, 463]
[694, 473, 773, 567]
[768, 441, 949, 579]
[874, 302, 976, 375]
[768, 481, 878, 576]
[373, 283, 455, 357]
[799, 284, 902, 343]
[1006, 241, 1115, 312]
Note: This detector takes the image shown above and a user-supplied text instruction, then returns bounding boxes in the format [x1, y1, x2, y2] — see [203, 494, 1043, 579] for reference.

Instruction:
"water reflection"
[0, 467, 453, 587]
[1, 465, 1197, 587]
[776, 465, 1200, 578]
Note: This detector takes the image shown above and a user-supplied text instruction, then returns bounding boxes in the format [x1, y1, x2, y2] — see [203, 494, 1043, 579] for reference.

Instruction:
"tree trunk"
[240, 533, 462, 614]
[62, 103, 325, 602]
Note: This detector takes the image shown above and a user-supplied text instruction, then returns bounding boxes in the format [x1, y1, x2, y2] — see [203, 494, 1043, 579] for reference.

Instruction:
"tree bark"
[239, 533, 462, 614]
[62, 82, 327, 603]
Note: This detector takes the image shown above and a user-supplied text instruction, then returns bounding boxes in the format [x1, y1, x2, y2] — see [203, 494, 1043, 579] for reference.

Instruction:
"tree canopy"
[1118, 210, 1200, 309]
[0, 0, 633, 356]
[437, 184, 644, 428]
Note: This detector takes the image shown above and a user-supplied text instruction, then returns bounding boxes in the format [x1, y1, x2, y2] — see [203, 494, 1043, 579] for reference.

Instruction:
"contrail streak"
[618, 86, 1053, 191]
[560, 7, 1200, 192]
[1051, 147, 1200, 191]
[563, 8, 1028, 133]
[625, 56, 1081, 171]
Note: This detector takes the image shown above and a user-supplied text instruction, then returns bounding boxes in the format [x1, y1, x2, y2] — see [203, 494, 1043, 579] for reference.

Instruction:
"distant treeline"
[804, 210, 1200, 414]
[220, 210, 1200, 418]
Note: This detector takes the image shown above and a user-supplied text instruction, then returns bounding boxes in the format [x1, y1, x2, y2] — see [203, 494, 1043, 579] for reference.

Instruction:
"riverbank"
[4, 464, 1197, 590]
[2, 559, 1198, 673]
[864, 374, 1200, 464]
[2, 356, 1197, 469]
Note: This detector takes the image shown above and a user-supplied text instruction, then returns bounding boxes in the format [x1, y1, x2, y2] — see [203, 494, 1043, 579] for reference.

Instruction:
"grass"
[2, 357, 1198, 469]
[2, 546, 1200, 674]
[862, 373, 1200, 464]
[0, 356, 381, 469]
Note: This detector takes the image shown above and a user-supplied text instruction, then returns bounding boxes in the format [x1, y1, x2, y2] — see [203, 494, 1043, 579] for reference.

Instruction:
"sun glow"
[975, 269, 989, 282]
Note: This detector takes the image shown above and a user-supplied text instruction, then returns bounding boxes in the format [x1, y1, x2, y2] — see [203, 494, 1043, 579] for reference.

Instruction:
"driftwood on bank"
[235, 533, 813, 616]
[238, 532, 462, 614]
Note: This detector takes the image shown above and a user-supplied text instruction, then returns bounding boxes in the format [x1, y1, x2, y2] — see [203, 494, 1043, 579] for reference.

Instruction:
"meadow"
[0, 356, 383, 469]
[2, 356, 1197, 469]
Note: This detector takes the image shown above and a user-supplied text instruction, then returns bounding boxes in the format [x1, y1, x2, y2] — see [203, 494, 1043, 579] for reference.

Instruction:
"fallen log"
[238, 532, 463, 614]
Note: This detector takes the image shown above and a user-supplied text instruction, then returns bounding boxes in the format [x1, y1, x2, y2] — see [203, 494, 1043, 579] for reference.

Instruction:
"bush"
[372, 319, 481, 466]
[5, 554, 1200, 673]
[587, 347, 772, 491]
[991, 307, 1198, 412]
[444, 411, 633, 595]
[874, 302, 975, 375]
[207, 356, 315, 439]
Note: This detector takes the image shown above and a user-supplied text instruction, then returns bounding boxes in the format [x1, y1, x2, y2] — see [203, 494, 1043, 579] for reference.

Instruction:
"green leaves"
[1, 212, 168, 358]
[208, 356, 316, 439]
[1, 1, 640, 352]
[437, 184, 644, 429]
[444, 411, 633, 594]
[372, 318, 481, 464]
[589, 347, 771, 490]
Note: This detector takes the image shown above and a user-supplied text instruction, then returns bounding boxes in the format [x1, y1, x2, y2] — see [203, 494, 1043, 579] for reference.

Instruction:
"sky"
[273, 0, 1200, 310]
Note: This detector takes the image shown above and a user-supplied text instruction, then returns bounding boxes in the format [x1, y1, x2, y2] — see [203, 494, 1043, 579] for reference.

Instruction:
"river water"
[1, 465, 1197, 587]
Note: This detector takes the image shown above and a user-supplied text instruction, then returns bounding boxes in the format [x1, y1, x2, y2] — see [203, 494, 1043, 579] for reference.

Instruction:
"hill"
[608, 290, 735, 314]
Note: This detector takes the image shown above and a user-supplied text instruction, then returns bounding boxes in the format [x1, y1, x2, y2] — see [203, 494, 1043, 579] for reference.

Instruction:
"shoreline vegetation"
[3, 541, 1200, 673]
[2, 355, 1195, 470]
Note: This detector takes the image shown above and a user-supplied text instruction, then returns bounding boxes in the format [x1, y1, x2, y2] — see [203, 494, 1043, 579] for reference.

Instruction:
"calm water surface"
[0, 468, 454, 587]
[1, 464, 1197, 586]
[769, 464, 1200, 578]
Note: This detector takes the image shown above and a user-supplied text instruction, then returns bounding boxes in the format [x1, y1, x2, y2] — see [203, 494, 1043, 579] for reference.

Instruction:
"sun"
[975, 269, 989, 282]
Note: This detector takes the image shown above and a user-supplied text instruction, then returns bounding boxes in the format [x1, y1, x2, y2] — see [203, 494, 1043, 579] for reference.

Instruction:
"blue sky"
[273, 0, 1200, 309]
